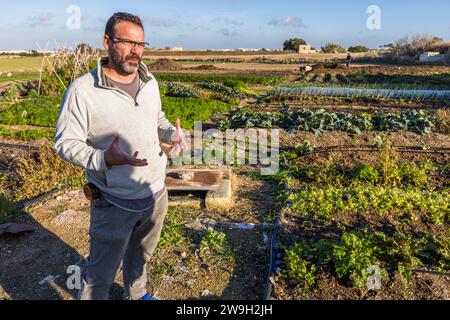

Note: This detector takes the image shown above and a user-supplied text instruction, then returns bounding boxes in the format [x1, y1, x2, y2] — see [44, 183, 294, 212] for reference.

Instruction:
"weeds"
[199, 227, 233, 261]
[158, 217, 187, 249]
[10, 143, 85, 200]
[0, 194, 15, 223]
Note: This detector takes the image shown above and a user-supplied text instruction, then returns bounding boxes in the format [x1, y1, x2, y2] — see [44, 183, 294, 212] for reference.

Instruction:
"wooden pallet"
[165, 168, 232, 209]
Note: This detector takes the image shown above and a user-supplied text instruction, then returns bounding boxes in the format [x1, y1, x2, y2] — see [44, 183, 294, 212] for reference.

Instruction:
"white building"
[297, 44, 317, 54]
[419, 52, 445, 62]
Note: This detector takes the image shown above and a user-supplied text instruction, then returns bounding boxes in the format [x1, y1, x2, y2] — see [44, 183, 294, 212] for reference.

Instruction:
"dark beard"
[109, 48, 141, 75]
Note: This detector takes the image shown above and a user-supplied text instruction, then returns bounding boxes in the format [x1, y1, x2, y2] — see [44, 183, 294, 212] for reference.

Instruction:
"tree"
[283, 38, 307, 51]
[321, 43, 347, 53]
[348, 45, 370, 53]
[74, 43, 94, 55]
[389, 35, 443, 57]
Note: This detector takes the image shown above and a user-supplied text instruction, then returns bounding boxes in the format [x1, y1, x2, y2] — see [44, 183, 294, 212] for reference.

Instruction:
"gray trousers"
[78, 189, 168, 300]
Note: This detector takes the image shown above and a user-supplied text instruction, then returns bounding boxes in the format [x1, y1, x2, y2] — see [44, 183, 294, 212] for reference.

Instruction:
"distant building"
[236, 48, 262, 51]
[0, 50, 33, 54]
[0, 49, 57, 56]
[419, 52, 445, 62]
[297, 44, 317, 54]
[162, 47, 183, 51]
[215, 48, 283, 52]
[378, 44, 394, 51]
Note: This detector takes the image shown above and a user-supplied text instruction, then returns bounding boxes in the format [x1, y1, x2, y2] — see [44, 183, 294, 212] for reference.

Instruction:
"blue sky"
[0, 0, 449, 50]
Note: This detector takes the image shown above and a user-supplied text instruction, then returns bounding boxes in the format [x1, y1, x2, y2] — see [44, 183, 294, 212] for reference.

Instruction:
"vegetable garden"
[0, 51, 449, 300]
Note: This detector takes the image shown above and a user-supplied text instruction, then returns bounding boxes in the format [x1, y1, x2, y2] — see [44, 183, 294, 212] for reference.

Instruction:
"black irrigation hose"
[263, 178, 450, 300]
[304, 149, 449, 156]
[412, 269, 450, 277]
[263, 214, 280, 300]
[13, 185, 69, 210]
[263, 183, 289, 300]
[295, 145, 450, 157]
[281, 144, 450, 154]
[312, 144, 450, 151]
[0, 141, 39, 151]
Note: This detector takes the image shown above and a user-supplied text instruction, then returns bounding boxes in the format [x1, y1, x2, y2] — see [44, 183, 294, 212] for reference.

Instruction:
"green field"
[0, 71, 39, 83]
[0, 56, 47, 73]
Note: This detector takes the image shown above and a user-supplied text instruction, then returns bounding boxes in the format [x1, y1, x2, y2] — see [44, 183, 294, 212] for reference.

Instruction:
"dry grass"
[436, 108, 450, 133]
[11, 143, 85, 201]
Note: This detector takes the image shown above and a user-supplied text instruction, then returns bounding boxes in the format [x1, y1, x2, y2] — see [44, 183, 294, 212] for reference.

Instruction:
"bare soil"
[0, 170, 275, 300]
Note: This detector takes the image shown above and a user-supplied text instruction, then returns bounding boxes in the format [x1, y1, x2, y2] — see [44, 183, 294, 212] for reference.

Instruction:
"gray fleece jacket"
[54, 57, 175, 199]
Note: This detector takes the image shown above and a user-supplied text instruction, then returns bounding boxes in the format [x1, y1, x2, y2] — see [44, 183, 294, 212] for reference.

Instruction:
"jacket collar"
[96, 56, 152, 88]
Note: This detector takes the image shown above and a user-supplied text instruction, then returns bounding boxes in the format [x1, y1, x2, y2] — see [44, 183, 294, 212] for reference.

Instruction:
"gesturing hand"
[104, 133, 148, 167]
[169, 118, 188, 157]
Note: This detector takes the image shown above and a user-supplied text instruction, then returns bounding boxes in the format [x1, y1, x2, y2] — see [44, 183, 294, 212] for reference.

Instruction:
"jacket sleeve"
[54, 88, 107, 171]
[155, 81, 176, 144]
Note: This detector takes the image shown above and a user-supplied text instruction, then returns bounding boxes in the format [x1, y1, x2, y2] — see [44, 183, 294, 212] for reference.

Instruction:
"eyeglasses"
[107, 36, 149, 49]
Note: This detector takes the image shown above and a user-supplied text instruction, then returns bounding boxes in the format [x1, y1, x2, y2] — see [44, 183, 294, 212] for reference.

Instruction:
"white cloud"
[268, 16, 306, 28]
[211, 17, 244, 26]
[142, 17, 177, 27]
[24, 12, 54, 28]
[217, 28, 239, 37]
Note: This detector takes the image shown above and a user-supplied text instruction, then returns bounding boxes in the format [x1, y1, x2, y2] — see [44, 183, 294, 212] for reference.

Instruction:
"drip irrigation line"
[292, 145, 450, 157]
[263, 183, 290, 300]
[13, 185, 69, 210]
[0, 141, 40, 151]
[302, 149, 449, 156]
[262, 178, 450, 300]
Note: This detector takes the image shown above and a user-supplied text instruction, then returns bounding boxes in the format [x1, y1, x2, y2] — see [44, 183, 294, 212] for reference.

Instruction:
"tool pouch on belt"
[83, 183, 101, 203]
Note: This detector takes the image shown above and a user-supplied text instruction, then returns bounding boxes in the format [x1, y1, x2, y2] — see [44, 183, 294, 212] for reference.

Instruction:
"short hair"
[105, 12, 144, 37]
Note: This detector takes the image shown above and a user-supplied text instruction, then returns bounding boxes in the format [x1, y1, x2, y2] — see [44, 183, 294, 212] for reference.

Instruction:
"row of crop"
[298, 72, 450, 90]
[280, 227, 449, 295]
[162, 81, 248, 103]
[276, 160, 435, 190]
[196, 82, 242, 97]
[218, 105, 435, 134]
[154, 73, 285, 85]
[161, 97, 232, 129]
[275, 85, 450, 101]
[279, 142, 448, 224]
[0, 72, 39, 85]
[272, 135, 449, 298]
[284, 185, 449, 224]
[163, 82, 199, 98]
[0, 96, 233, 136]
[0, 96, 61, 127]
[0, 125, 55, 140]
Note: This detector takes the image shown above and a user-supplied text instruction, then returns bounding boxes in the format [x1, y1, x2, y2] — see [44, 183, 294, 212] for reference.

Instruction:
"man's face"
[105, 21, 145, 75]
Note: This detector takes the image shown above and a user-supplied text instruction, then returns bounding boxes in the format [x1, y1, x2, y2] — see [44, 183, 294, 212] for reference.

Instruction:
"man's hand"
[104, 133, 148, 167]
[169, 118, 188, 157]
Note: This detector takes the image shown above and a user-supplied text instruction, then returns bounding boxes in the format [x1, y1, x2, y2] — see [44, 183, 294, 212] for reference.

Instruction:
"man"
[54, 12, 187, 300]
[346, 53, 352, 68]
